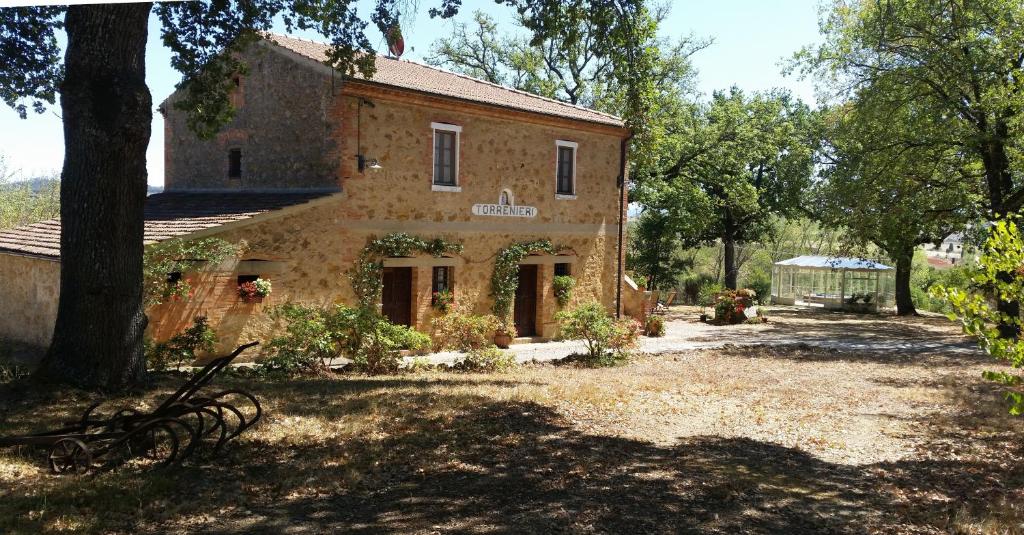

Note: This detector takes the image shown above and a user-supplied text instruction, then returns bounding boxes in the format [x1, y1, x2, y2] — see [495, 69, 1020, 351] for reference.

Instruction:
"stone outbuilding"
[0, 34, 636, 354]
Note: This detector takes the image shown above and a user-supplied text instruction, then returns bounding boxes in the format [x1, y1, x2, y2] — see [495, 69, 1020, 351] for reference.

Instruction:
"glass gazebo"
[771, 256, 894, 312]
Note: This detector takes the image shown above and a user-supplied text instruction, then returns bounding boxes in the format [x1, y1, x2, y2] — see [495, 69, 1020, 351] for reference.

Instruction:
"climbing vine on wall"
[350, 233, 463, 308]
[491, 239, 557, 320]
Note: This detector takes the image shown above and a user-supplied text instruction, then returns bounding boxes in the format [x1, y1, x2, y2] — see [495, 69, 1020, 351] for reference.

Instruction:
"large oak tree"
[795, 0, 1024, 332]
[641, 88, 816, 290]
[0, 0, 650, 390]
[813, 91, 980, 315]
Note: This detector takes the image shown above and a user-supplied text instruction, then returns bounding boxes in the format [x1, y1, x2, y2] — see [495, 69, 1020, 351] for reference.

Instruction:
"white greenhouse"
[770, 256, 895, 312]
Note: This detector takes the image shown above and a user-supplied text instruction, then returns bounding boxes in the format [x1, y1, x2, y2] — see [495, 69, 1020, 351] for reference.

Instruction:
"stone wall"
[150, 83, 627, 355]
[162, 44, 342, 191]
[0, 254, 59, 348]
[151, 200, 620, 355]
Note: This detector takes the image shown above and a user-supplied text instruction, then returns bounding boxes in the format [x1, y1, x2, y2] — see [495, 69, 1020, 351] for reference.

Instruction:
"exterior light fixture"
[356, 155, 383, 172]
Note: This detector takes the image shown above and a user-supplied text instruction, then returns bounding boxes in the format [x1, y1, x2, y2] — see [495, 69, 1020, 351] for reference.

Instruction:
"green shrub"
[742, 269, 772, 305]
[712, 290, 755, 325]
[932, 219, 1024, 414]
[407, 356, 435, 373]
[455, 346, 517, 372]
[432, 312, 500, 352]
[351, 313, 432, 374]
[556, 302, 642, 366]
[261, 303, 340, 373]
[697, 281, 724, 308]
[552, 275, 576, 307]
[644, 314, 666, 337]
[261, 303, 430, 375]
[680, 274, 717, 305]
[147, 316, 217, 371]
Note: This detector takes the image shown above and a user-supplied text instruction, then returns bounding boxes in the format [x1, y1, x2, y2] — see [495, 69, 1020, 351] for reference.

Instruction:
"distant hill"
[1, 177, 163, 195]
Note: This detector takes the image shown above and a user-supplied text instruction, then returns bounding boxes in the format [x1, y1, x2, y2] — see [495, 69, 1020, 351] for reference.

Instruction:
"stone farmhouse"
[0, 34, 636, 353]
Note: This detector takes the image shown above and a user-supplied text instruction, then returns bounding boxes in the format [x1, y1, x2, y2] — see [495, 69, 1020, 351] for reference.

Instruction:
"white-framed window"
[432, 122, 462, 191]
[555, 140, 578, 199]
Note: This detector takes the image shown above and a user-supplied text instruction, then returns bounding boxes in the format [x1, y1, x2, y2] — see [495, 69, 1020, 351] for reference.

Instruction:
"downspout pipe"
[616, 132, 633, 318]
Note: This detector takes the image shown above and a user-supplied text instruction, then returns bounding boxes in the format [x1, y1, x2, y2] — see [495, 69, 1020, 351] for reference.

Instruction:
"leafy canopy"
[638, 88, 816, 248]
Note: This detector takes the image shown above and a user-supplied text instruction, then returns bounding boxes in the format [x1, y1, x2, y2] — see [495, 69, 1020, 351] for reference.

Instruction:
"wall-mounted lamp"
[357, 155, 383, 172]
[356, 97, 383, 173]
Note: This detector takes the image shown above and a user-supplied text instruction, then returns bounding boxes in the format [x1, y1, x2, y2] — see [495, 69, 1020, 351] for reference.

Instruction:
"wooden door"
[381, 267, 412, 326]
[514, 265, 538, 336]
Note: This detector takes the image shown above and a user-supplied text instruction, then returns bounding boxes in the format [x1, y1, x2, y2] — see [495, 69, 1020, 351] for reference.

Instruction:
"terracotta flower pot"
[241, 295, 263, 304]
[494, 332, 512, 349]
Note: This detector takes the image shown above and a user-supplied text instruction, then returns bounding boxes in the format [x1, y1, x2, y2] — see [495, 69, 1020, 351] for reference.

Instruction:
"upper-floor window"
[432, 122, 461, 190]
[555, 140, 577, 197]
[228, 148, 242, 179]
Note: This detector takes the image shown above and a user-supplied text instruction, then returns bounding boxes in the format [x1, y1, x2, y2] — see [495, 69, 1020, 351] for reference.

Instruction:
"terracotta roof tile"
[267, 33, 625, 128]
[0, 191, 335, 259]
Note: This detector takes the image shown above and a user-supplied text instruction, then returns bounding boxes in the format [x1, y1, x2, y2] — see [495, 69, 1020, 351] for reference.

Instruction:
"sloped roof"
[266, 33, 625, 128]
[0, 191, 336, 259]
[774, 256, 893, 271]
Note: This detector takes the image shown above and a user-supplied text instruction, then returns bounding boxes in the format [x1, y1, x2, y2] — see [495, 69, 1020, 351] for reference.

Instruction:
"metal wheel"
[48, 438, 92, 475]
[124, 418, 194, 467]
[208, 389, 262, 431]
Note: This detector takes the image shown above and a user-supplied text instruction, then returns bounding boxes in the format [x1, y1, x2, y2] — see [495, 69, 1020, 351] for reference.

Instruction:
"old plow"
[0, 341, 261, 474]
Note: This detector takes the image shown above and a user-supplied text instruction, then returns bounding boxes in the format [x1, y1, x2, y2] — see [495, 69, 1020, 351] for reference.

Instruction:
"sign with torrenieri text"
[471, 190, 537, 218]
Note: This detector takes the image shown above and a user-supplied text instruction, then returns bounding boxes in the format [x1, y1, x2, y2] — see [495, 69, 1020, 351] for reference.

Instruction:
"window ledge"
[432, 185, 462, 192]
[555, 194, 577, 200]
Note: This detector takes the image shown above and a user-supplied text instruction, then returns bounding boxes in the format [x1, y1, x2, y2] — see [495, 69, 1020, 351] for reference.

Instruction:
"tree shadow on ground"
[1, 370, 1021, 534]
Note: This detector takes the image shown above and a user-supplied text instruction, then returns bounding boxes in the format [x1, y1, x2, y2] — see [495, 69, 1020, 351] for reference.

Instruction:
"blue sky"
[0, 1, 823, 186]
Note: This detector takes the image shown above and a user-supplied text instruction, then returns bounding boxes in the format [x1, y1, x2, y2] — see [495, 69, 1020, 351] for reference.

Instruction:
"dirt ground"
[1, 312, 1022, 534]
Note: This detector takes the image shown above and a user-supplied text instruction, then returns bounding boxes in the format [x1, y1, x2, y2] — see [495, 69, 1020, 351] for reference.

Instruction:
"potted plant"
[431, 289, 454, 313]
[238, 277, 272, 303]
[552, 275, 575, 308]
[494, 316, 516, 349]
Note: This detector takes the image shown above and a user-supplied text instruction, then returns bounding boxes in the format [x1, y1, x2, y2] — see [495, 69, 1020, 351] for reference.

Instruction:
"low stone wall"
[0, 253, 59, 349]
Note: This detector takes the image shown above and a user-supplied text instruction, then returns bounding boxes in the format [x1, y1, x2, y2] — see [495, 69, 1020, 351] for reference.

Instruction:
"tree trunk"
[894, 247, 917, 316]
[981, 130, 1021, 338]
[723, 236, 738, 290]
[35, 4, 153, 390]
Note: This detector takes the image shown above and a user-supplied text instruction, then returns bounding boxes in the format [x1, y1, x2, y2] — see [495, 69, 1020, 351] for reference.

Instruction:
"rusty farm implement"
[0, 342, 261, 474]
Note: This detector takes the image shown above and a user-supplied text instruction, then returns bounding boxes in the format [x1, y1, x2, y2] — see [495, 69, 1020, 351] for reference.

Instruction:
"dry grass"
[0, 341, 1022, 534]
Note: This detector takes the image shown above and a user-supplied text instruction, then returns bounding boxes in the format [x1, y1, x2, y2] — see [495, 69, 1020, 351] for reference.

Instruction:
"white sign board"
[472, 189, 537, 218]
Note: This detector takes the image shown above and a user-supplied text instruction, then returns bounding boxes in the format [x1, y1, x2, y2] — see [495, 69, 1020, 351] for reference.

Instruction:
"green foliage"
[636, 88, 816, 288]
[431, 289, 454, 313]
[432, 312, 500, 352]
[348, 311, 431, 374]
[426, 5, 709, 177]
[644, 314, 665, 337]
[0, 163, 60, 230]
[454, 346, 517, 373]
[679, 273, 716, 305]
[261, 302, 431, 375]
[911, 255, 972, 314]
[794, 0, 1024, 221]
[552, 275, 575, 308]
[261, 303, 340, 373]
[492, 239, 557, 320]
[932, 220, 1024, 415]
[556, 302, 641, 366]
[742, 268, 771, 305]
[712, 289, 755, 325]
[143, 238, 239, 307]
[350, 233, 463, 308]
[626, 209, 692, 290]
[239, 277, 272, 299]
[697, 281, 724, 308]
[147, 316, 217, 372]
